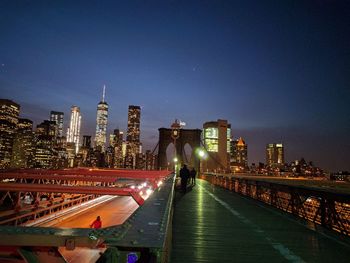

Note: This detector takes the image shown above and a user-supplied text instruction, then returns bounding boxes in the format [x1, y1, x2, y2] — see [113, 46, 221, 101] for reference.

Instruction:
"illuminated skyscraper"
[11, 118, 34, 168]
[17, 118, 33, 130]
[125, 105, 141, 169]
[94, 86, 108, 152]
[126, 105, 141, 143]
[66, 106, 81, 154]
[111, 129, 124, 168]
[36, 120, 56, 137]
[0, 99, 20, 168]
[266, 143, 284, 167]
[230, 137, 248, 170]
[34, 120, 56, 168]
[202, 119, 231, 172]
[50, 111, 64, 137]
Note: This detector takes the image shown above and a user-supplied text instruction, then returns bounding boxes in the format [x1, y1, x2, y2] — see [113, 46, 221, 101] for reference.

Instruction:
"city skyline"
[1, 1, 349, 171]
[0, 96, 333, 175]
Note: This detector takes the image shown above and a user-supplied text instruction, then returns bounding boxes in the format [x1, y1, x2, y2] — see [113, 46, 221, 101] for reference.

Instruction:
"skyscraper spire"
[102, 85, 106, 103]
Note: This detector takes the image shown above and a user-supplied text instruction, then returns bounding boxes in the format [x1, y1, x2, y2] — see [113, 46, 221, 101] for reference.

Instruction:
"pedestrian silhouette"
[90, 216, 102, 229]
[190, 167, 197, 185]
[179, 164, 190, 193]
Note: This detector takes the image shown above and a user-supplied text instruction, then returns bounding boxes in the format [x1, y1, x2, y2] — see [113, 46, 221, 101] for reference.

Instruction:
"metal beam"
[18, 247, 67, 263]
[0, 168, 171, 180]
[0, 183, 145, 206]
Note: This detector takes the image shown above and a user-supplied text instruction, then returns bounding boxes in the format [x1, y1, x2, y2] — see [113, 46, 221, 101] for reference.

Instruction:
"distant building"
[145, 150, 157, 170]
[94, 86, 108, 152]
[10, 118, 34, 168]
[330, 171, 350, 182]
[50, 111, 64, 137]
[0, 99, 20, 168]
[230, 137, 248, 171]
[103, 146, 111, 167]
[110, 129, 124, 168]
[122, 141, 127, 160]
[66, 142, 76, 168]
[36, 120, 56, 137]
[136, 152, 146, 170]
[109, 133, 115, 147]
[52, 136, 68, 169]
[266, 143, 284, 167]
[289, 158, 324, 178]
[80, 135, 93, 167]
[202, 119, 231, 172]
[125, 105, 141, 169]
[17, 118, 33, 130]
[66, 106, 81, 154]
[34, 120, 56, 168]
[82, 135, 92, 148]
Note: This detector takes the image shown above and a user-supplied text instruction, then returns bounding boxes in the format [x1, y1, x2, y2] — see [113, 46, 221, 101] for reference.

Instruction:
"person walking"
[90, 216, 102, 229]
[179, 164, 190, 193]
[190, 167, 197, 185]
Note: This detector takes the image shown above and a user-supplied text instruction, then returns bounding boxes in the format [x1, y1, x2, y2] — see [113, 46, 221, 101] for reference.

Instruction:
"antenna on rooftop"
[102, 85, 106, 102]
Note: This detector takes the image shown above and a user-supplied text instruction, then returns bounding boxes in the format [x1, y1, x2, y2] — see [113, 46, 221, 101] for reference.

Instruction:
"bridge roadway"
[42, 196, 138, 263]
[40, 196, 138, 228]
[171, 179, 350, 263]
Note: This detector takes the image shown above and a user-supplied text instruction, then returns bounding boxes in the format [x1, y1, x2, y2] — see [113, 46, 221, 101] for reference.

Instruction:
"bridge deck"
[171, 179, 350, 263]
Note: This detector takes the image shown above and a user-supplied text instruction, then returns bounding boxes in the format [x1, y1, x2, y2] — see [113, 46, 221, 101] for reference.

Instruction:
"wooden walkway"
[171, 179, 350, 263]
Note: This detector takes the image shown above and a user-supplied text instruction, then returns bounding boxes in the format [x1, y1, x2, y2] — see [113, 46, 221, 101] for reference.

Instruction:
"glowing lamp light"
[173, 157, 178, 163]
[197, 148, 207, 159]
[146, 188, 153, 195]
[130, 185, 135, 189]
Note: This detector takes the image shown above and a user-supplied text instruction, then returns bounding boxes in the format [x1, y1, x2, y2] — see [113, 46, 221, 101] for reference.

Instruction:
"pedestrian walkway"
[171, 179, 350, 263]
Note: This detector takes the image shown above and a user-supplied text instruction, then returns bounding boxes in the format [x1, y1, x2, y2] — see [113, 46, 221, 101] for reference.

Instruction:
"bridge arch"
[158, 128, 202, 170]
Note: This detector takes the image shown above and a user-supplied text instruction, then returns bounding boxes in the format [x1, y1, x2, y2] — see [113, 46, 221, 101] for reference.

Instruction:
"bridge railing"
[200, 173, 350, 237]
[102, 172, 176, 263]
[0, 194, 97, 226]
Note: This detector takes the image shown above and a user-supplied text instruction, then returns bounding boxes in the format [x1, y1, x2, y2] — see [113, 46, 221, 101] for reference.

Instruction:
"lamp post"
[196, 148, 207, 177]
[171, 119, 180, 173]
[173, 157, 178, 175]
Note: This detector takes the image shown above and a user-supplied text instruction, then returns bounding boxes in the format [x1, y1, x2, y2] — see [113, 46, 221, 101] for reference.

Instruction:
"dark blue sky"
[1, 0, 349, 171]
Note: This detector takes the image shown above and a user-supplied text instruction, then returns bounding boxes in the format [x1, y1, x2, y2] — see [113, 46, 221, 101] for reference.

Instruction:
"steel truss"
[0, 172, 175, 263]
[0, 169, 171, 229]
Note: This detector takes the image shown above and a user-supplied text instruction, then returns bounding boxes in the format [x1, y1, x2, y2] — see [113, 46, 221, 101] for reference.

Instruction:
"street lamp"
[171, 119, 180, 173]
[198, 149, 206, 159]
[196, 148, 208, 175]
[173, 157, 178, 175]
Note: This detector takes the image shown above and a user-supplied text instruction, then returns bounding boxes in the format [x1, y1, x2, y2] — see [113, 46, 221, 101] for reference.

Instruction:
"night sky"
[0, 0, 349, 171]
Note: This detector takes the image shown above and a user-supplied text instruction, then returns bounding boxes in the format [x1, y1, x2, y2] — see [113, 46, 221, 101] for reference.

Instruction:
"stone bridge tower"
[157, 127, 201, 170]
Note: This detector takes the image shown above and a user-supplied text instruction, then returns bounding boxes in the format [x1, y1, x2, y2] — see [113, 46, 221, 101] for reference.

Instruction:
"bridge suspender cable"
[151, 141, 159, 156]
